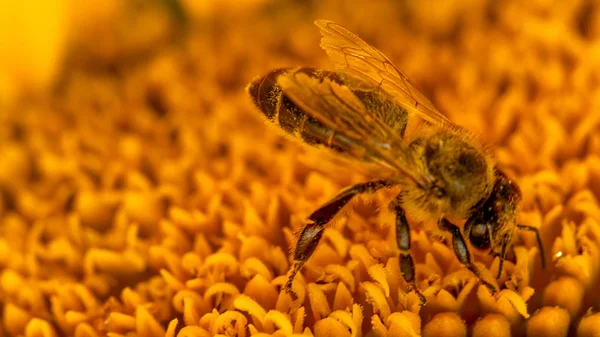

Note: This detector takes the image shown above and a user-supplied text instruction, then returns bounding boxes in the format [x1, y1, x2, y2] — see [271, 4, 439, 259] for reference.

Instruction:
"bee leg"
[438, 218, 497, 295]
[285, 180, 393, 293]
[517, 224, 546, 269]
[390, 198, 427, 305]
[495, 234, 510, 279]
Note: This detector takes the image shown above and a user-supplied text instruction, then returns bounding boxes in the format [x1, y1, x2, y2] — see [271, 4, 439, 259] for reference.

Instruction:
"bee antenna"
[517, 224, 546, 269]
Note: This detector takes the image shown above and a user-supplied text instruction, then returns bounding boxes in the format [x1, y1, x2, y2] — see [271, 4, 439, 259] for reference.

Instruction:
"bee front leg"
[285, 180, 393, 293]
[495, 234, 510, 279]
[517, 224, 546, 269]
[390, 197, 427, 305]
[438, 218, 497, 295]
[495, 225, 546, 279]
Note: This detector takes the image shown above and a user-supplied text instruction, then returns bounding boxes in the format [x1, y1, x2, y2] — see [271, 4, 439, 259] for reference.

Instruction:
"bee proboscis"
[247, 20, 545, 304]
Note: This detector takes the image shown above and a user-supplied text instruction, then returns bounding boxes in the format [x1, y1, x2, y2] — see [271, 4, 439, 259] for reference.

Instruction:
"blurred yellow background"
[0, 0, 68, 103]
[1, 1, 600, 336]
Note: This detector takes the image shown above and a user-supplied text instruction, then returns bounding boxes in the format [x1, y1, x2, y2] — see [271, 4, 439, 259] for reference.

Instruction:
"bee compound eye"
[469, 223, 491, 250]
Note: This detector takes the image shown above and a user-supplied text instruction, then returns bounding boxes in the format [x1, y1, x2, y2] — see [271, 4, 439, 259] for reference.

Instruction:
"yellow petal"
[160, 269, 186, 291]
[204, 283, 240, 310]
[105, 312, 136, 331]
[177, 326, 211, 337]
[386, 312, 420, 337]
[292, 306, 306, 334]
[498, 289, 530, 319]
[361, 282, 391, 320]
[320, 264, 356, 292]
[165, 318, 178, 337]
[234, 294, 267, 323]
[307, 283, 332, 321]
[74, 323, 100, 337]
[313, 317, 352, 337]
[240, 257, 274, 281]
[349, 245, 377, 270]
[368, 264, 390, 298]
[332, 282, 354, 311]
[4, 303, 32, 336]
[351, 304, 363, 337]
[371, 315, 388, 337]
[323, 228, 351, 258]
[135, 306, 165, 337]
[199, 253, 239, 276]
[329, 310, 359, 337]
[212, 311, 248, 337]
[264, 310, 294, 335]
[24, 318, 58, 337]
[243, 274, 278, 310]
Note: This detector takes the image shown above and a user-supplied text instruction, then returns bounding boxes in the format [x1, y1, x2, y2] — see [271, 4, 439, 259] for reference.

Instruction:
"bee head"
[465, 169, 521, 253]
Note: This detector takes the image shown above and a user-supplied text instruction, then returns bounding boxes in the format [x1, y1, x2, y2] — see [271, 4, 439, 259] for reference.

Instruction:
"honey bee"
[246, 20, 545, 304]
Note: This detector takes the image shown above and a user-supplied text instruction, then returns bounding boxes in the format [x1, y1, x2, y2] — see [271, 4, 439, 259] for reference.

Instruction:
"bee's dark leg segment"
[390, 198, 426, 305]
[285, 222, 322, 295]
[495, 234, 510, 279]
[517, 224, 546, 269]
[438, 218, 497, 294]
[285, 180, 394, 293]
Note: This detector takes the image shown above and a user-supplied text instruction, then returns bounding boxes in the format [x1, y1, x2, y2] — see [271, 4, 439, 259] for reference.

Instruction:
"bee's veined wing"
[315, 19, 454, 129]
[277, 71, 432, 188]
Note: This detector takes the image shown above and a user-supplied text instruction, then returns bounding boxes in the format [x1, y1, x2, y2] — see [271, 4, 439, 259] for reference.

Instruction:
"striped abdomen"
[246, 67, 408, 152]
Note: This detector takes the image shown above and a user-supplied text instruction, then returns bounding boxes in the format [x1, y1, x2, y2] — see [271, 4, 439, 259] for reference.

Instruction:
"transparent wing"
[315, 19, 454, 129]
[278, 71, 432, 188]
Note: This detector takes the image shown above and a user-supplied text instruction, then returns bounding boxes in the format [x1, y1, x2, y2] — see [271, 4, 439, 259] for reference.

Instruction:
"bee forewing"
[277, 71, 431, 187]
[315, 19, 454, 130]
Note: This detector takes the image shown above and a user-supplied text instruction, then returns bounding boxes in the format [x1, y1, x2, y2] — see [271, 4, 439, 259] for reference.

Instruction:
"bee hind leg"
[285, 180, 394, 294]
[390, 197, 427, 305]
[438, 218, 498, 295]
